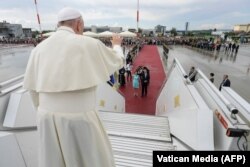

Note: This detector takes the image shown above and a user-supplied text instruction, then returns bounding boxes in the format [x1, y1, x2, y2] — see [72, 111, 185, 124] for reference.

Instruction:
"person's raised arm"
[111, 34, 124, 59]
[111, 34, 123, 47]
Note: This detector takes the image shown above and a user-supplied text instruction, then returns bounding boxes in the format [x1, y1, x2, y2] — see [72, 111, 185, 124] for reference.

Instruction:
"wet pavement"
[158, 45, 250, 103]
[0, 46, 33, 82]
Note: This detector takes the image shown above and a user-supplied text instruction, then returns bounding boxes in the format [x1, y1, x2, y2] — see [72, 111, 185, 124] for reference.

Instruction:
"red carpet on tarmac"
[119, 45, 166, 115]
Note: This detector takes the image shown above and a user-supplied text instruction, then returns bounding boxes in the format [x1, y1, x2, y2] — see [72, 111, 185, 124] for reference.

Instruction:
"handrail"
[0, 82, 23, 96]
[156, 58, 191, 100]
[156, 77, 168, 100]
[222, 88, 250, 114]
[173, 58, 188, 76]
[197, 69, 238, 114]
[162, 44, 169, 59]
[0, 75, 24, 88]
[168, 58, 190, 82]
[157, 58, 239, 116]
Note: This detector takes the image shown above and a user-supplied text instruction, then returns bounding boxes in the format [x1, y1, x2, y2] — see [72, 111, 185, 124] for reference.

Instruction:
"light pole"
[137, 0, 139, 32]
[34, 0, 42, 37]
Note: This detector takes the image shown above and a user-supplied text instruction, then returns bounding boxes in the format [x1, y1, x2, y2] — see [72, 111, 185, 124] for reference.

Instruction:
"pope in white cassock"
[23, 7, 124, 167]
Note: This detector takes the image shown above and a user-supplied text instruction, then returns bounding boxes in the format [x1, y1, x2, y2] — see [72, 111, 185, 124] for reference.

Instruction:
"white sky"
[0, 0, 249, 31]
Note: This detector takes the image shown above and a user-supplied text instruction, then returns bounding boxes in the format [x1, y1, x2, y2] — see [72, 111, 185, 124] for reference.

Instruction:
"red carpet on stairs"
[119, 45, 166, 115]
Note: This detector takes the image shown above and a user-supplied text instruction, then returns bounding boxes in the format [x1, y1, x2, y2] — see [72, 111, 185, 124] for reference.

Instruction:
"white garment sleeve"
[113, 45, 125, 59]
[29, 90, 39, 110]
[96, 41, 125, 76]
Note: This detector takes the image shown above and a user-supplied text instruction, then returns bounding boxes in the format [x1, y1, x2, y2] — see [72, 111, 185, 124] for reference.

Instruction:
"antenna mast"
[137, 0, 139, 32]
[34, 0, 42, 37]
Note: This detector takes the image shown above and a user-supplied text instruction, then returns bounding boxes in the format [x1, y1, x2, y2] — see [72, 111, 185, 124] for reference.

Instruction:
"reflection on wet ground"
[158, 45, 250, 103]
[0, 46, 33, 82]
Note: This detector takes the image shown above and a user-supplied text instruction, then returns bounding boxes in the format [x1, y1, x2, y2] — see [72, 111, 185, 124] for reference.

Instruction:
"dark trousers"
[126, 71, 132, 81]
[141, 83, 148, 96]
[119, 74, 125, 86]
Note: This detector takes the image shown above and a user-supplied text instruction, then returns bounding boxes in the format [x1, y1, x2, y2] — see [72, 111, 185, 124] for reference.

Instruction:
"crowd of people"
[224, 42, 240, 54]
[0, 37, 39, 45]
[181, 38, 239, 53]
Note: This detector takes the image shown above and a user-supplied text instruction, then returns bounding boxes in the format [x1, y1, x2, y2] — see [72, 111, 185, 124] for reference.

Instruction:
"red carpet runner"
[120, 45, 166, 115]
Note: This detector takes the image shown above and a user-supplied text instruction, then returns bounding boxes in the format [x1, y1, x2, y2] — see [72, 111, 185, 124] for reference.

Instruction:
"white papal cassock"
[23, 26, 124, 167]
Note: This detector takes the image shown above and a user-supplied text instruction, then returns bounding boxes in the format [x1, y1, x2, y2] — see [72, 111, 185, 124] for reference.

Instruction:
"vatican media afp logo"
[156, 154, 245, 163]
[153, 151, 249, 167]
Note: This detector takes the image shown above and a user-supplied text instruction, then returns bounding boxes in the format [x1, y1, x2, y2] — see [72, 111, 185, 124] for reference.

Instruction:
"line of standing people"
[225, 42, 240, 54]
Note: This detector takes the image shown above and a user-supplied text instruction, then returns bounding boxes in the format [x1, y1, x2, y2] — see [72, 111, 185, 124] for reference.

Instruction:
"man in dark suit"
[188, 66, 197, 82]
[140, 67, 150, 97]
[219, 74, 231, 91]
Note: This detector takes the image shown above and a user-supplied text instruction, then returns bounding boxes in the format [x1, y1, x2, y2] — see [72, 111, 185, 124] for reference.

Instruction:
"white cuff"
[113, 45, 124, 59]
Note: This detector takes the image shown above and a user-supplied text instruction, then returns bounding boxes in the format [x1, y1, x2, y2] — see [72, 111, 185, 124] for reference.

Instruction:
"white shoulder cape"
[23, 27, 123, 92]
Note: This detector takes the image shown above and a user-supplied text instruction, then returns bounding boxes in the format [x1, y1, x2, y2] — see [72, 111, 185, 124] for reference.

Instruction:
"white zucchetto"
[57, 7, 82, 22]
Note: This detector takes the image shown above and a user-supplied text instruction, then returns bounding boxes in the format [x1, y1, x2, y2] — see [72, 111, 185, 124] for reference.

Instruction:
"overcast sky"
[0, 0, 250, 31]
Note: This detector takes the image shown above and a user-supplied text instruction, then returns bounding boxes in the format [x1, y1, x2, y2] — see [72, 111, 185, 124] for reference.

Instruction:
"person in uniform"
[23, 7, 124, 167]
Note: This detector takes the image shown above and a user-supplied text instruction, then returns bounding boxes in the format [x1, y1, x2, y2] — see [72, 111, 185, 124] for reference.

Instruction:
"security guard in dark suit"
[140, 67, 150, 97]
[219, 74, 231, 91]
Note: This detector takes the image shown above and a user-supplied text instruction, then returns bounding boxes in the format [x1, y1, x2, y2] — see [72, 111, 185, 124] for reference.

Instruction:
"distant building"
[164, 31, 171, 37]
[0, 21, 24, 38]
[190, 29, 213, 36]
[22, 28, 32, 38]
[128, 28, 137, 33]
[83, 27, 91, 32]
[177, 30, 185, 36]
[93, 26, 109, 33]
[234, 24, 250, 32]
[84, 25, 122, 33]
[154, 25, 166, 35]
[0, 21, 10, 38]
[109, 27, 122, 33]
[84, 26, 108, 33]
[0, 27, 8, 38]
[142, 29, 155, 37]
